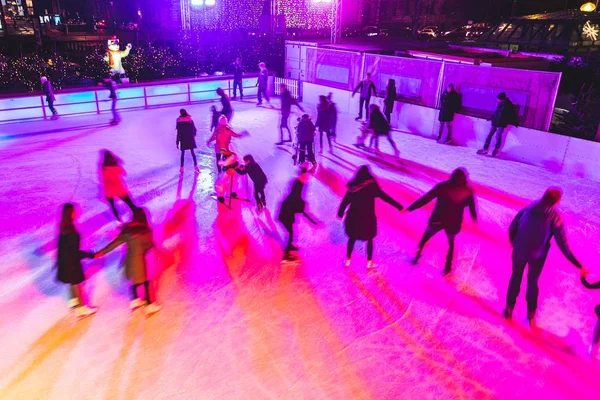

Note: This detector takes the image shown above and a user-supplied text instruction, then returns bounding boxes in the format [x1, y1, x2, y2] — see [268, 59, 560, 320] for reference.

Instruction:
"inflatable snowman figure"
[105, 36, 132, 77]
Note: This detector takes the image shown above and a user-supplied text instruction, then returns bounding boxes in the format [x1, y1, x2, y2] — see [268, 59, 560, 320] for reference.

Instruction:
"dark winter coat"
[368, 109, 390, 135]
[330, 101, 338, 133]
[338, 179, 403, 241]
[220, 95, 233, 120]
[278, 179, 306, 225]
[491, 99, 518, 128]
[176, 116, 197, 150]
[509, 201, 581, 266]
[297, 119, 316, 142]
[438, 90, 461, 122]
[98, 223, 155, 285]
[257, 69, 269, 88]
[42, 80, 55, 101]
[56, 230, 93, 285]
[384, 88, 397, 116]
[233, 63, 244, 80]
[280, 90, 301, 115]
[315, 103, 333, 131]
[353, 79, 377, 99]
[236, 161, 268, 188]
[407, 180, 477, 234]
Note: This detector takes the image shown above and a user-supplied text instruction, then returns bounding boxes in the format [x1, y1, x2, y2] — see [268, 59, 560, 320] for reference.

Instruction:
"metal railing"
[274, 77, 302, 100]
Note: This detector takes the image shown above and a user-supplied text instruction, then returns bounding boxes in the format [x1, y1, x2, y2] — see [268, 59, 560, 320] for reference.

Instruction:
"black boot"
[503, 306, 514, 320]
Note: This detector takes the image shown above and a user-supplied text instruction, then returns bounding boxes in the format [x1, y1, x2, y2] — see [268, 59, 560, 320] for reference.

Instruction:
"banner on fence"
[305, 48, 363, 92]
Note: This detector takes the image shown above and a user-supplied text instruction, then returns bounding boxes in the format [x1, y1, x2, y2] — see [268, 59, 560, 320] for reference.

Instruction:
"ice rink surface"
[0, 99, 599, 399]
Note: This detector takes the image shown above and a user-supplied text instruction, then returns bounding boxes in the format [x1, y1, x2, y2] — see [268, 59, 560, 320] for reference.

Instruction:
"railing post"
[40, 96, 47, 119]
[94, 90, 100, 114]
[143, 87, 148, 109]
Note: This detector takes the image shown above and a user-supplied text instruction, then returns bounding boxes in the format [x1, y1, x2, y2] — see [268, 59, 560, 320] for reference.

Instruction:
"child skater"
[56, 203, 97, 319]
[100, 150, 137, 223]
[176, 109, 199, 173]
[207, 115, 242, 173]
[277, 168, 318, 261]
[581, 270, 599, 359]
[236, 154, 268, 211]
[210, 105, 221, 132]
[95, 208, 162, 316]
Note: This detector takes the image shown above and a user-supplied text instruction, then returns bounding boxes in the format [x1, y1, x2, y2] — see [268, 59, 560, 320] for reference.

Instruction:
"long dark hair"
[348, 165, 376, 188]
[317, 95, 329, 109]
[102, 150, 119, 167]
[179, 108, 189, 118]
[60, 203, 76, 234]
[387, 79, 396, 95]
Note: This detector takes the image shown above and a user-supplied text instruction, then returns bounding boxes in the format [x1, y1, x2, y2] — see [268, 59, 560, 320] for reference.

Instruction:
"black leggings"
[254, 185, 266, 207]
[180, 149, 198, 167]
[132, 281, 152, 303]
[319, 128, 333, 151]
[282, 222, 294, 249]
[347, 238, 374, 260]
[107, 195, 137, 221]
[417, 224, 456, 269]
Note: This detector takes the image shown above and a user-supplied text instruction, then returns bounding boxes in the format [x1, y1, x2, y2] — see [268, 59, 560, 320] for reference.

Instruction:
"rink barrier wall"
[0, 74, 275, 123]
[303, 82, 600, 183]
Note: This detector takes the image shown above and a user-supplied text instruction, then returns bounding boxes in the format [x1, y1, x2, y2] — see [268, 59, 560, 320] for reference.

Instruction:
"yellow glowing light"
[583, 20, 599, 41]
[580, 2, 596, 12]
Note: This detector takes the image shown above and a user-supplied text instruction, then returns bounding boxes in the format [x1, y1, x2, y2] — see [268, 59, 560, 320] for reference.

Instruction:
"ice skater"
[100, 150, 137, 223]
[95, 208, 162, 316]
[477, 92, 519, 157]
[367, 104, 399, 155]
[216, 87, 233, 123]
[210, 105, 221, 131]
[40, 76, 59, 120]
[383, 78, 397, 124]
[315, 95, 334, 154]
[100, 76, 120, 125]
[504, 187, 584, 328]
[327, 92, 338, 140]
[176, 109, 199, 173]
[338, 165, 404, 269]
[296, 114, 316, 166]
[277, 83, 304, 145]
[256, 62, 270, 106]
[580, 271, 600, 359]
[437, 83, 461, 143]
[232, 57, 244, 100]
[56, 203, 97, 319]
[207, 115, 242, 173]
[278, 168, 318, 260]
[236, 154, 268, 211]
[407, 168, 478, 276]
[352, 73, 376, 120]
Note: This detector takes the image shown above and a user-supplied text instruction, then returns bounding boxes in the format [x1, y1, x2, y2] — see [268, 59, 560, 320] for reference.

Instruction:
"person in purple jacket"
[504, 187, 585, 328]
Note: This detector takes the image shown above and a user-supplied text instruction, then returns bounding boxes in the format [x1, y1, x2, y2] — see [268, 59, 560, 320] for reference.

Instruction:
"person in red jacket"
[100, 150, 137, 222]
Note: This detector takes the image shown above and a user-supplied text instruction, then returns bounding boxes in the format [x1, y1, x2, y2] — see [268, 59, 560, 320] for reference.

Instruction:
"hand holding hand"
[581, 266, 589, 278]
[94, 252, 103, 259]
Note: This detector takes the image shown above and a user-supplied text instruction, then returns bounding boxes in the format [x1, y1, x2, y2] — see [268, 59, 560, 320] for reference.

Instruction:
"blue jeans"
[484, 126, 505, 150]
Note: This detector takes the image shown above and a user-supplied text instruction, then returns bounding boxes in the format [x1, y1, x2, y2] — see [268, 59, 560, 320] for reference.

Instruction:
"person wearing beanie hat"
[504, 187, 585, 328]
[580, 270, 600, 359]
[207, 115, 242, 172]
[477, 92, 519, 157]
[407, 168, 478, 276]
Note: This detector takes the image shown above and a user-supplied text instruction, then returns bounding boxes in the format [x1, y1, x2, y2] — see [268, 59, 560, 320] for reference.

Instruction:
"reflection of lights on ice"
[582, 21, 599, 41]
[191, 0, 216, 6]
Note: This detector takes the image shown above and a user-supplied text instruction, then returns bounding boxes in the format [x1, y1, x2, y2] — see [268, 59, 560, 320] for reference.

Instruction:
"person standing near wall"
[278, 83, 304, 145]
[437, 83, 461, 144]
[256, 62, 271, 106]
[40, 76, 59, 120]
[504, 187, 585, 329]
[352, 73, 377, 121]
[100, 76, 120, 125]
[383, 79, 397, 124]
[315, 95, 334, 154]
[327, 92, 338, 140]
[477, 92, 518, 157]
[232, 57, 244, 101]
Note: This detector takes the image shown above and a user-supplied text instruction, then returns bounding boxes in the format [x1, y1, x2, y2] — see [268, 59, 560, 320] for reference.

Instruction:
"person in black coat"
[236, 154, 268, 210]
[297, 114, 316, 164]
[437, 83, 461, 143]
[352, 73, 377, 120]
[327, 92, 338, 138]
[368, 105, 399, 155]
[41, 76, 58, 119]
[278, 83, 304, 145]
[278, 169, 318, 257]
[383, 79, 397, 124]
[216, 87, 233, 123]
[478, 92, 519, 156]
[580, 271, 600, 359]
[338, 165, 403, 269]
[232, 57, 244, 100]
[315, 95, 334, 154]
[56, 203, 97, 318]
[407, 168, 477, 276]
[176, 109, 198, 173]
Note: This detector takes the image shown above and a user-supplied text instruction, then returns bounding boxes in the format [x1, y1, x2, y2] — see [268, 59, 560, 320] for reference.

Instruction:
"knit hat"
[497, 92, 507, 100]
[218, 115, 228, 126]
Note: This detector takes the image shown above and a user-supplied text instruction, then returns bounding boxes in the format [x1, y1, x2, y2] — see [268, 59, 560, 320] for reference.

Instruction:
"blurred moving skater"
[96, 208, 162, 316]
[216, 87, 233, 123]
[236, 154, 268, 211]
[580, 271, 600, 359]
[40, 76, 59, 120]
[368, 104, 399, 155]
[100, 76, 120, 125]
[101, 150, 138, 223]
[232, 57, 244, 100]
[407, 168, 477, 276]
[277, 83, 304, 145]
[504, 187, 584, 328]
[256, 62, 270, 106]
[176, 109, 199, 173]
[338, 165, 403, 269]
[278, 168, 318, 260]
[56, 203, 97, 319]
[315, 95, 335, 154]
[207, 116, 242, 173]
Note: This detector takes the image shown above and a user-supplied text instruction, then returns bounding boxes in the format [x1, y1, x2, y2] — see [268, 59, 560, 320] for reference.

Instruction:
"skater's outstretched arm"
[337, 192, 351, 218]
[552, 216, 582, 269]
[302, 211, 318, 225]
[352, 82, 363, 97]
[581, 275, 600, 289]
[407, 186, 439, 212]
[207, 130, 217, 144]
[508, 208, 524, 244]
[468, 194, 478, 222]
[229, 128, 242, 138]
[377, 187, 404, 211]
[95, 234, 126, 257]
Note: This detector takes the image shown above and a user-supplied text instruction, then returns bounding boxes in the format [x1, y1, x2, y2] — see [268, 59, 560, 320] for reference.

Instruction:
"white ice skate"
[75, 305, 97, 319]
[367, 260, 378, 269]
[344, 258, 351, 268]
[144, 303, 162, 316]
[67, 298, 81, 309]
[130, 298, 147, 311]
